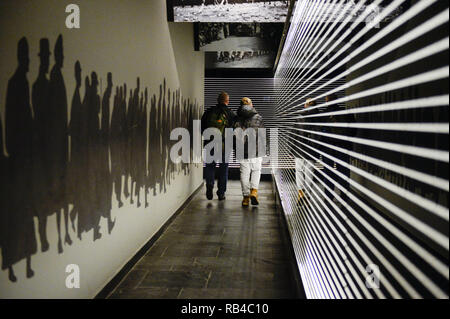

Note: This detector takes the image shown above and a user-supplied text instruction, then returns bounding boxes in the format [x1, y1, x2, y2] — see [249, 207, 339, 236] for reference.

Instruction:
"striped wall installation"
[273, 0, 449, 298]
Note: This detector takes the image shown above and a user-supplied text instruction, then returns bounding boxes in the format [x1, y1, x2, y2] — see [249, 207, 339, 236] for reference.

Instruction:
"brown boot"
[242, 196, 250, 207]
[250, 188, 259, 205]
[297, 189, 305, 205]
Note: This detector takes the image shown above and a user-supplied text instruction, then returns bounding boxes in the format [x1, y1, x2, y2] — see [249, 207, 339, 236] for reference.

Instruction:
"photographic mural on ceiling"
[169, 0, 289, 23]
[0, 35, 203, 282]
[197, 23, 283, 52]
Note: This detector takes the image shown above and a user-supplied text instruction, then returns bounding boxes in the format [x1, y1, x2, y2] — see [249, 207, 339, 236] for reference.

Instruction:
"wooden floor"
[108, 180, 298, 299]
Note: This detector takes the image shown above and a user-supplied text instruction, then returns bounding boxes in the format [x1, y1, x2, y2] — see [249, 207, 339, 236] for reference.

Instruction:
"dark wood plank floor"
[108, 180, 297, 299]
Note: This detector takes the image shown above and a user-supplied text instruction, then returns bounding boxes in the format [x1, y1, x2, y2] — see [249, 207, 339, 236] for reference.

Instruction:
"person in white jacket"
[234, 97, 266, 206]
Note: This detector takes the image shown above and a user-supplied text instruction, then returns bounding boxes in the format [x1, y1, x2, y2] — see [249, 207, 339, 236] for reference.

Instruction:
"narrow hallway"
[1, 0, 448, 302]
[108, 180, 298, 299]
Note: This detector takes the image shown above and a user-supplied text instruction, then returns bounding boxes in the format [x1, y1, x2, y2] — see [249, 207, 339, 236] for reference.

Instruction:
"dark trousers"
[204, 161, 229, 196]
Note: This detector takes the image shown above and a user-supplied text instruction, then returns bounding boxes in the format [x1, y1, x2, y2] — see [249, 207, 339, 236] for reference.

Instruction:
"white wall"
[0, 0, 204, 298]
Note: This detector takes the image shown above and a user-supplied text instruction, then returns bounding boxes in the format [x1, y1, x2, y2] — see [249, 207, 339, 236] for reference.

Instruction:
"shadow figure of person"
[123, 86, 133, 200]
[138, 88, 148, 208]
[156, 83, 163, 194]
[76, 76, 91, 240]
[170, 89, 177, 181]
[3, 37, 37, 282]
[48, 34, 71, 253]
[171, 89, 180, 180]
[147, 93, 158, 196]
[157, 82, 164, 193]
[164, 88, 171, 189]
[161, 79, 168, 193]
[99, 72, 115, 234]
[187, 99, 196, 175]
[31, 38, 52, 252]
[68, 61, 83, 233]
[111, 85, 126, 208]
[0, 115, 7, 276]
[183, 99, 191, 175]
[129, 78, 141, 206]
[87, 72, 102, 241]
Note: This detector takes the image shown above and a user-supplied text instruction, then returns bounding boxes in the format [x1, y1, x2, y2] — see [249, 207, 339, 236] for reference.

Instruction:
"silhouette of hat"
[17, 37, 29, 61]
[38, 38, 51, 57]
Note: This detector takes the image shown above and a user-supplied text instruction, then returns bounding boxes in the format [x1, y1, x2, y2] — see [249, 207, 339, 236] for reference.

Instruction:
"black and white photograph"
[205, 50, 276, 68]
[197, 22, 283, 52]
[170, 0, 289, 23]
[300, 1, 404, 24]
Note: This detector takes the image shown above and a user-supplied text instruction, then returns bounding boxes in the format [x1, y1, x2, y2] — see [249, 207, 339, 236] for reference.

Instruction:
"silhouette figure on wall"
[100, 72, 115, 234]
[68, 61, 83, 233]
[48, 34, 71, 253]
[1, 36, 203, 282]
[148, 92, 158, 196]
[161, 79, 168, 193]
[129, 78, 140, 206]
[75, 75, 91, 241]
[31, 38, 52, 252]
[0, 114, 7, 277]
[137, 88, 148, 208]
[142, 88, 149, 208]
[87, 71, 102, 241]
[3, 37, 37, 282]
[111, 85, 127, 208]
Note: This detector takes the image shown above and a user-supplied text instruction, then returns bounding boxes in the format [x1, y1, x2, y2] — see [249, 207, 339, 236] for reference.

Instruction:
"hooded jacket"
[234, 104, 266, 160]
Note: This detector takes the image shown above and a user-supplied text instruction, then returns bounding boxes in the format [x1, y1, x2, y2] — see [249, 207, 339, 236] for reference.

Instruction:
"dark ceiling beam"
[273, 0, 296, 75]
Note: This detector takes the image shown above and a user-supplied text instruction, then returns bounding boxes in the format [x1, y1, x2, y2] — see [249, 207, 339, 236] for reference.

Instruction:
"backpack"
[204, 106, 229, 135]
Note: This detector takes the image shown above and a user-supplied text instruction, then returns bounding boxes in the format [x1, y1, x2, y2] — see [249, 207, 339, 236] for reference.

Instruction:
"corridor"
[108, 181, 298, 299]
[0, 0, 448, 302]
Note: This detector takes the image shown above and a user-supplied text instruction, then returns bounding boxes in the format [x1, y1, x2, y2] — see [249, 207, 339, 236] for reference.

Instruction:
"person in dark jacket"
[234, 97, 265, 206]
[201, 91, 236, 200]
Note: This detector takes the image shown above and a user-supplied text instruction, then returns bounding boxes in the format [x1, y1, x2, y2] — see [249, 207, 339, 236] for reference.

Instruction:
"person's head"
[38, 38, 51, 74]
[107, 72, 113, 87]
[54, 34, 64, 68]
[84, 76, 90, 91]
[325, 93, 338, 103]
[74, 61, 81, 87]
[218, 91, 229, 105]
[17, 37, 29, 72]
[304, 98, 316, 108]
[91, 72, 98, 92]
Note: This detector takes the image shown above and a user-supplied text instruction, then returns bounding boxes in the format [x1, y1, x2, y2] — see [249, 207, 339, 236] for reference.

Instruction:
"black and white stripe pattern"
[273, 0, 449, 299]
